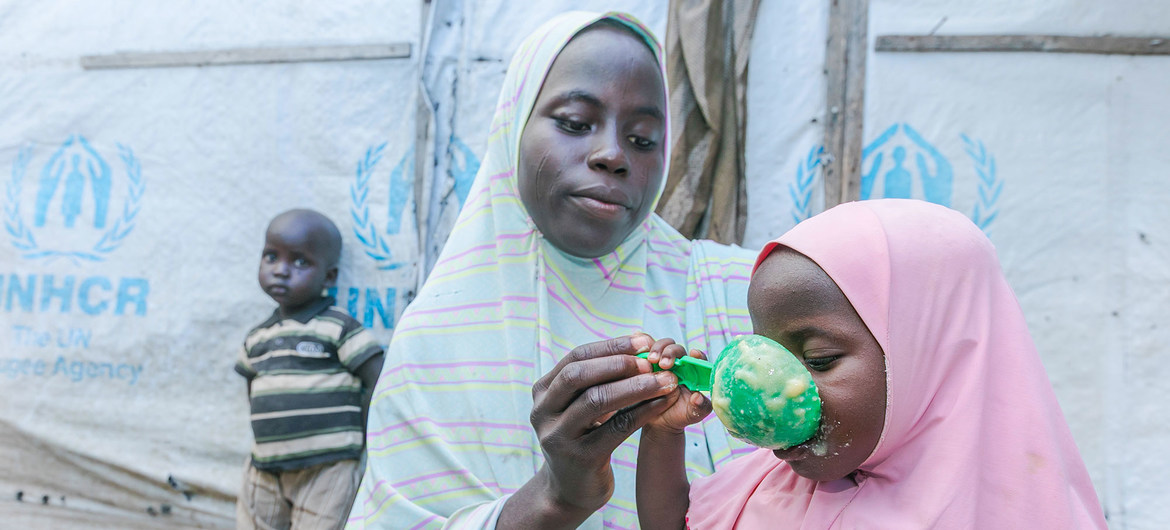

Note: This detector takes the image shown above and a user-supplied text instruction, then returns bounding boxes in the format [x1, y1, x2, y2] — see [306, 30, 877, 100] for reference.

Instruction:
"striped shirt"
[235, 296, 383, 472]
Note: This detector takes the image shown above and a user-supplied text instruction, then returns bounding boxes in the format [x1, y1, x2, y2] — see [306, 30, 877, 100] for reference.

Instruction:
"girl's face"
[517, 24, 667, 258]
[748, 248, 887, 482]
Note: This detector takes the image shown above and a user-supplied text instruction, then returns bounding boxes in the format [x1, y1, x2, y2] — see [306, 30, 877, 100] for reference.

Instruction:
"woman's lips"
[572, 185, 633, 207]
[570, 194, 628, 219]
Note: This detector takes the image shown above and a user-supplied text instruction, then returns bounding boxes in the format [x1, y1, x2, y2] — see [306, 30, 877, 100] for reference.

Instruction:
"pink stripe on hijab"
[687, 199, 1106, 529]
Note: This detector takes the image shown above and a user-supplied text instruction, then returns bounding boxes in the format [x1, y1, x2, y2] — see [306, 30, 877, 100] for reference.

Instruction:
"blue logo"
[788, 146, 823, 225]
[349, 136, 481, 270]
[861, 123, 954, 206]
[5, 136, 145, 262]
[790, 124, 1001, 234]
[448, 135, 480, 207]
[350, 143, 412, 270]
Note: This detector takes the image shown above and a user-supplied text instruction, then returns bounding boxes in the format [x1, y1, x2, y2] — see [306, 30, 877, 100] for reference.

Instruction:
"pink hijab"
[687, 199, 1106, 528]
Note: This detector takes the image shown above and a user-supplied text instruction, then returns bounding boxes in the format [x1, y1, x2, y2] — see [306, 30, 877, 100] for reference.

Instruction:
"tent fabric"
[655, 0, 761, 244]
[1, 0, 1166, 527]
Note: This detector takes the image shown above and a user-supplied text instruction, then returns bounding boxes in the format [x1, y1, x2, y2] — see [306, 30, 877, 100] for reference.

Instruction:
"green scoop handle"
[636, 352, 713, 392]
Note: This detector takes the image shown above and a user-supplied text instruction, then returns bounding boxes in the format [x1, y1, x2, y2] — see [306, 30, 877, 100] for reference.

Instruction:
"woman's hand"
[644, 338, 713, 434]
[499, 333, 680, 528]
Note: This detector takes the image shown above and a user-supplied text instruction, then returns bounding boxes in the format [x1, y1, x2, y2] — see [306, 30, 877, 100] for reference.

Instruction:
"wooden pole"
[823, 0, 869, 209]
[876, 34, 1170, 55]
[81, 43, 411, 70]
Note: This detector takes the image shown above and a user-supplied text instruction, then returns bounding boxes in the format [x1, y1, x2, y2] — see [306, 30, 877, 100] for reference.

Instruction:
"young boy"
[235, 209, 384, 530]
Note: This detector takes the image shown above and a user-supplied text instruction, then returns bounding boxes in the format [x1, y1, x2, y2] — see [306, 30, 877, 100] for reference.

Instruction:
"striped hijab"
[349, 11, 755, 529]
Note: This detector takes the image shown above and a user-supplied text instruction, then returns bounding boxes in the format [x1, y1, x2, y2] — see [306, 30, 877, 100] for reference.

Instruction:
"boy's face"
[258, 215, 337, 317]
[748, 247, 887, 482]
[516, 25, 666, 258]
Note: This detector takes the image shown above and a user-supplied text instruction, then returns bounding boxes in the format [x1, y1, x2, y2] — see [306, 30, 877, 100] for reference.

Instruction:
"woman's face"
[517, 24, 666, 258]
[748, 247, 888, 482]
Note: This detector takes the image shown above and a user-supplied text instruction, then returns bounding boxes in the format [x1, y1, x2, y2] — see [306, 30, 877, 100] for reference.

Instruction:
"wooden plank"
[823, 0, 869, 208]
[823, 2, 847, 209]
[80, 43, 412, 70]
[876, 34, 1170, 55]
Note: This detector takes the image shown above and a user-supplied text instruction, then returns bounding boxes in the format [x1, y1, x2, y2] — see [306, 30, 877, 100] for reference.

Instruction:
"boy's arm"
[354, 352, 384, 440]
[236, 343, 256, 398]
[637, 425, 691, 530]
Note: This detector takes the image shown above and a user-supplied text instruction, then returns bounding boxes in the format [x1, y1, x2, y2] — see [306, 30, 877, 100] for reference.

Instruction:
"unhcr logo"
[348, 136, 479, 271]
[5, 135, 145, 262]
[4, 136, 150, 317]
[350, 142, 411, 271]
[861, 124, 1002, 233]
[790, 124, 1002, 235]
[338, 138, 480, 331]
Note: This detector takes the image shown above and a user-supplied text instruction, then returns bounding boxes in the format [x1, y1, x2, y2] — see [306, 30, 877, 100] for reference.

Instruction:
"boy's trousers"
[236, 458, 361, 530]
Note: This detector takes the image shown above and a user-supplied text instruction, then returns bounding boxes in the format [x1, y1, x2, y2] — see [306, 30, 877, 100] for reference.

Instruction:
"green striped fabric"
[236, 296, 382, 471]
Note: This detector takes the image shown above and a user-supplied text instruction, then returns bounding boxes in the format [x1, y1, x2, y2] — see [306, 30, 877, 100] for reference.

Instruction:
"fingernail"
[631, 333, 653, 352]
[655, 371, 676, 390]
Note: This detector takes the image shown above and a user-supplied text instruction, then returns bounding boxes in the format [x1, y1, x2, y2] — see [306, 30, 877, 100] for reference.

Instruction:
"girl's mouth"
[772, 439, 815, 462]
[772, 447, 806, 461]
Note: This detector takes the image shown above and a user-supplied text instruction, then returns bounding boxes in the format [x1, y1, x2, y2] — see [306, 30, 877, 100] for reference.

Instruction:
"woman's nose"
[587, 130, 628, 175]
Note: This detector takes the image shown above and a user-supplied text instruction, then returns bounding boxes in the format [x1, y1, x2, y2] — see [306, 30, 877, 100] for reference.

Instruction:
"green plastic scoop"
[638, 335, 822, 449]
[711, 335, 822, 449]
[636, 351, 713, 391]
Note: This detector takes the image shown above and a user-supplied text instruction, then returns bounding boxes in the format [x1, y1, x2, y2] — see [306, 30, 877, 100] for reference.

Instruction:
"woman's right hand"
[500, 333, 679, 528]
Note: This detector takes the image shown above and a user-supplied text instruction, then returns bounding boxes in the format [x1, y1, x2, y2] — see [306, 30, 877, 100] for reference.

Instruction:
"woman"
[348, 11, 756, 529]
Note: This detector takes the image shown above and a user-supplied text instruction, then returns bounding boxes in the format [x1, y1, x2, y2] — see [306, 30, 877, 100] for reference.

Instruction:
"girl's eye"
[555, 118, 590, 133]
[804, 356, 838, 372]
[628, 135, 655, 149]
[293, 258, 308, 267]
[262, 252, 276, 262]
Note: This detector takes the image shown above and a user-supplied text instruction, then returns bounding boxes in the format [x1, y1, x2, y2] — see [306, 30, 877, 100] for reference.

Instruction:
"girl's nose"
[587, 130, 629, 175]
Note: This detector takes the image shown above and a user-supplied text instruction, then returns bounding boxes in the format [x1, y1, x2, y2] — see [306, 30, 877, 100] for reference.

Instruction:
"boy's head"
[258, 209, 342, 316]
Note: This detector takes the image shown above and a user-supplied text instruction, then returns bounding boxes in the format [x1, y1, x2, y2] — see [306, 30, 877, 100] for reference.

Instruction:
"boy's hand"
[643, 338, 713, 434]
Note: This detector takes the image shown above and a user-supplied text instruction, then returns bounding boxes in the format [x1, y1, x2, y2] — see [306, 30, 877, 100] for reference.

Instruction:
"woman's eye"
[555, 118, 589, 133]
[804, 356, 838, 372]
[628, 135, 655, 149]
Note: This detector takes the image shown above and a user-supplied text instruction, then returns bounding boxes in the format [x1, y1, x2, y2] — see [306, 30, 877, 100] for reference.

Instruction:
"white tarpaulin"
[1, 1, 421, 526]
[744, 1, 1170, 528]
[0, 1, 662, 527]
[1, 0, 1165, 528]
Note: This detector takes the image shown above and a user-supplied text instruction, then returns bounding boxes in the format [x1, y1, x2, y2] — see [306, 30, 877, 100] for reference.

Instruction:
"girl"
[637, 199, 1107, 529]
